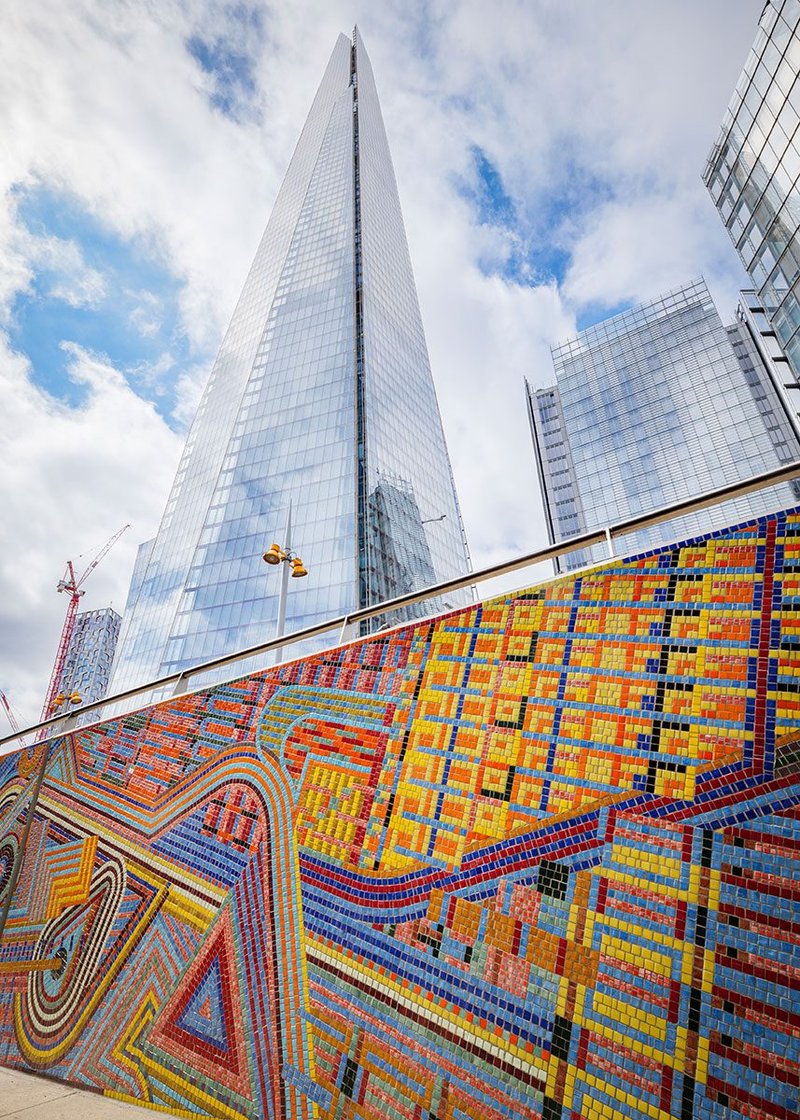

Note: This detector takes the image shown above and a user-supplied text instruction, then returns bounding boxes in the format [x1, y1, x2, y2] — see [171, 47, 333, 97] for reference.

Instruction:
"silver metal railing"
[2, 457, 800, 753]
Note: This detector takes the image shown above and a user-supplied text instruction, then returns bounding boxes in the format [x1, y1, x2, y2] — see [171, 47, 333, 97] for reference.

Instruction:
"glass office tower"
[56, 607, 122, 716]
[110, 29, 470, 692]
[703, 0, 800, 404]
[528, 279, 800, 570]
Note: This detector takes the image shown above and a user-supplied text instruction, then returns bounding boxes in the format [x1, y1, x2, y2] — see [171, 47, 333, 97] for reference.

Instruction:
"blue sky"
[187, 7, 261, 123]
[460, 144, 631, 331]
[459, 145, 573, 289]
[10, 185, 197, 420]
[11, 135, 627, 432]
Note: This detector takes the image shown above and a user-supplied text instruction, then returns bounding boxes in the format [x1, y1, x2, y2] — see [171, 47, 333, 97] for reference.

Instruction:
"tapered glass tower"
[110, 29, 470, 692]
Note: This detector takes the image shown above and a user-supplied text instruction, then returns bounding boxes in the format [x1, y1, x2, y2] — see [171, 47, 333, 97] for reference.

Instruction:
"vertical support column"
[276, 503, 293, 644]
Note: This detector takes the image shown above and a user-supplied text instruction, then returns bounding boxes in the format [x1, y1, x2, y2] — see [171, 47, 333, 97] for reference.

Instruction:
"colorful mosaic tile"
[1, 511, 799, 1119]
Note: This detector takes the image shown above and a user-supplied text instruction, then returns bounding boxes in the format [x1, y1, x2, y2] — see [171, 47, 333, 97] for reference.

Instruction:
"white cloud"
[127, 289, 163, 339]
[126, 350, 177, 394]
[0, 338, 182, 725]
[0, 0, 765, 731]
[562, 190, 751, 316]
[0, 1, 277, 348]
[49, 272, 106, 309]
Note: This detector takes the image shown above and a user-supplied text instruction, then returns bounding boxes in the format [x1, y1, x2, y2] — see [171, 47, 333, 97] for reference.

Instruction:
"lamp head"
[290, 557, 308, 578]
[68, 692, 82, 705]
[262, 543, 284, 565]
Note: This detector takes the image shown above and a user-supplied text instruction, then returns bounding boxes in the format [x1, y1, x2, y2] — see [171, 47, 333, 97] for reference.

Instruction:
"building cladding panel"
[58, 606, 122, 707]
[526, 381, 591, 571]
[703, 0, 800, 397]
[726, 311, 800, 483]
[109, 30, 470, 693]
[738, 286, 800, 423]
[529, 278, 800, 567]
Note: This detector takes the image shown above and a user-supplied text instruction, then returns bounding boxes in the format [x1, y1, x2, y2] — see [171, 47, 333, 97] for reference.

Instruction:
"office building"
[56, 607, 122, 711]
[528, 278, 800, 569]
[703, 0, 800, 401]
[109, 29, 470, 693]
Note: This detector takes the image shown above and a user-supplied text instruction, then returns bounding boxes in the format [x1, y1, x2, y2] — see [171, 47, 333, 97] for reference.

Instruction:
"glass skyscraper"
[703, 0, 800, 406]
[110, 29, 470, 693]
[56, 607, 122, 716]
[528, 278, 800, 570]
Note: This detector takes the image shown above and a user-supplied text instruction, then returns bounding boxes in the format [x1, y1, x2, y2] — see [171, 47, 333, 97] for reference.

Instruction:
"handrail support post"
[173, 673, 190, 696]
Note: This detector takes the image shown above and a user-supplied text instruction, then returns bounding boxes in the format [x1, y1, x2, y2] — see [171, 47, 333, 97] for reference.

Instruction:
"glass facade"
[352, 31, 468, 618]
[528, 279, 800, 569]
[703, 0, 800, 401]
[110, 30, 470, 693]
[57, 607, 122, 714]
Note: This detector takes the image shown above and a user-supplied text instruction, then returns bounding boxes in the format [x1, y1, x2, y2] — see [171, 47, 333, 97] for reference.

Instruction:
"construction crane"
[1, 689, 22, 735]
[0, 688, 31, 750]
[39, 524, 130, 725]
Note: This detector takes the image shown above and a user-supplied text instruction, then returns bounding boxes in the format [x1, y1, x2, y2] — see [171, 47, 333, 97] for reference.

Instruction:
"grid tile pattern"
[1, 509, 799, 1119]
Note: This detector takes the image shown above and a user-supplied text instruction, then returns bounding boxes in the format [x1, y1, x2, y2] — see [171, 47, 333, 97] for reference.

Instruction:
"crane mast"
[39, 561, 84, 724]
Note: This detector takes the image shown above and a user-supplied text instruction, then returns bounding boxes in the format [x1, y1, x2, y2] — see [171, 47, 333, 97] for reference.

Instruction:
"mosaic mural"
[1, 510, 799, 1120]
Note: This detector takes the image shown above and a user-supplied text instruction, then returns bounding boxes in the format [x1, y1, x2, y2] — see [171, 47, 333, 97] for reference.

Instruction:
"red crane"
[0, 689, 22, 735]
[0, 688, 32, 750]
[39, 525, 130, 724]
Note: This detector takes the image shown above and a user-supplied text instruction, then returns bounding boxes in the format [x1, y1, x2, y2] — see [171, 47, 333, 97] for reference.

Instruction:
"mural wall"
[0, 510, 799, 1120]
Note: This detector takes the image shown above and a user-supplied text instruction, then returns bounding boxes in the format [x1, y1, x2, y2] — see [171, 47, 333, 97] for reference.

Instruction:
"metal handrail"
[2, 457, 799, 753]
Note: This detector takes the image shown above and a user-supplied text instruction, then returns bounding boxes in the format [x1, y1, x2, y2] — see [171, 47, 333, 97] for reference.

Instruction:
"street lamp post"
[262, 504, 308, 649]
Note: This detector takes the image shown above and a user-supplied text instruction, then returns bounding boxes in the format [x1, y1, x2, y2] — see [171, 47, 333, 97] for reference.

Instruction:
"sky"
[0, 0, 761, 727]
